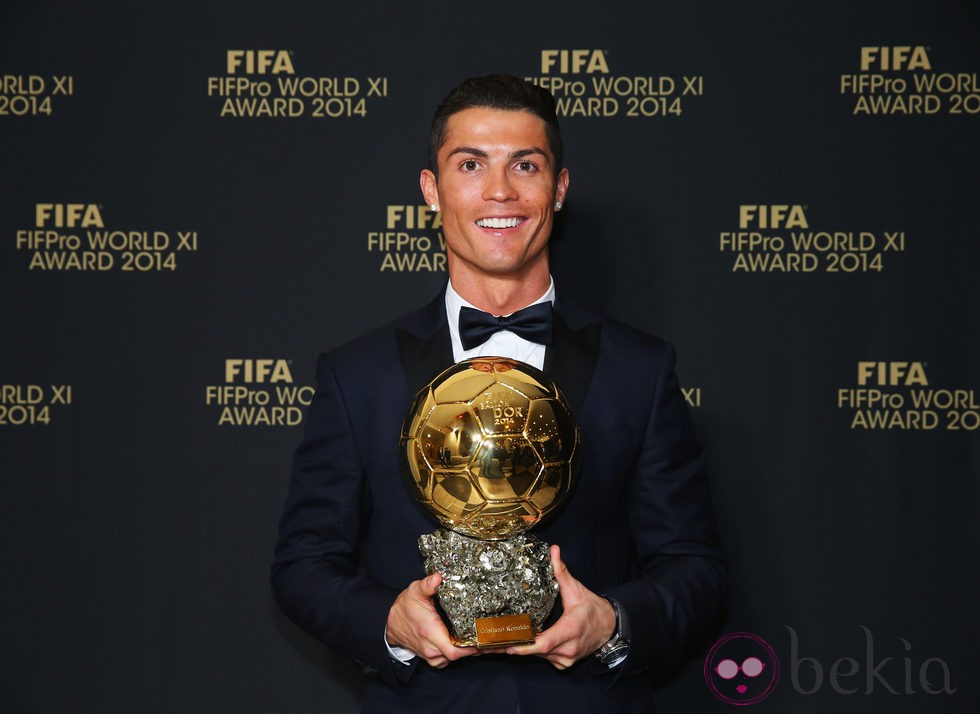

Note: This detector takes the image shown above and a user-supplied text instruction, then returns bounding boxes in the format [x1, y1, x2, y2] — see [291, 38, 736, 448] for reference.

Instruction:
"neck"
[449, 261, 551, 316]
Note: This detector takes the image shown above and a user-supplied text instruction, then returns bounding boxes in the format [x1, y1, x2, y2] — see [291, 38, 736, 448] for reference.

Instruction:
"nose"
[483, 166, 518, 202]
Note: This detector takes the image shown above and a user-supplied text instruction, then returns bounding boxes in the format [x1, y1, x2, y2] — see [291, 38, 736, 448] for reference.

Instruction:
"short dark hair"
[428, 74, 564, 177]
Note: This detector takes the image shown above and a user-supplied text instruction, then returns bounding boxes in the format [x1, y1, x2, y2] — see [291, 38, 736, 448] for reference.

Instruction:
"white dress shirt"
[445, 278, 555, 370]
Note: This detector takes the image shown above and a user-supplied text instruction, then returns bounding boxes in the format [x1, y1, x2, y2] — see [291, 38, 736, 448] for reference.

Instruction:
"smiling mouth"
[475, 217, 523, 229]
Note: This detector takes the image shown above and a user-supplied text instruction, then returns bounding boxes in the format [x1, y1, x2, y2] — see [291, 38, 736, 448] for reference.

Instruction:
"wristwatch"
[594, 596, 631, 665]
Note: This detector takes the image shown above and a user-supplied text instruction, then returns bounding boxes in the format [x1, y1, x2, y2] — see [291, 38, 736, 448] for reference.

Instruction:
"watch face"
[599, 640, 630, 664]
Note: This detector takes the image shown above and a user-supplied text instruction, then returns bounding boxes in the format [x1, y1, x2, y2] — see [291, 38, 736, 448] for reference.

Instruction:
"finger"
[414, 574, 482, 662]
[414, 616, 479, 663]
[506, 641, 543, 656]
[506, 624, 563, 656]
[510, 638, 575, 669]
[423, 653, 449, 669]
[423, 640, 479, 667]
[415, 634, 454, 665]
[446, 643, 480, 660]
[545, 653, 575, 670]
[550, 544, 577, 593]
[550, 544, 564, 573]
[418, 571, 442, 597]
[548, 545, 577, 612]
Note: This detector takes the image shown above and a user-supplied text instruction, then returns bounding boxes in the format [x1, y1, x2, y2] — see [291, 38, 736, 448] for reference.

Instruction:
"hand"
[506, 544, 617, 669]
[385, 572, 478, 668]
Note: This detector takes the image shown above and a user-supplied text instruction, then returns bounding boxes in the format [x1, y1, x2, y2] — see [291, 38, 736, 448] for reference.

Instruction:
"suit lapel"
[544, 298, 601, 419]
[395, 289, 454, 397]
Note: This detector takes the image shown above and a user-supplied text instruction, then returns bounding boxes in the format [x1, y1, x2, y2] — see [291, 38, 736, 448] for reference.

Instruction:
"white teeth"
[476, 217, 521, 229]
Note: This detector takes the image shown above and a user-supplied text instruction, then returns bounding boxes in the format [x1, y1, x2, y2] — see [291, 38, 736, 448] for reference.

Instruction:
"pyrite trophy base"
[418, 529, 558, 648]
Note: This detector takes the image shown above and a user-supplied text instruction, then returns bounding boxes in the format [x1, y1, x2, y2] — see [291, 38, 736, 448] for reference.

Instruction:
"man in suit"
[272, 74, 727, 713]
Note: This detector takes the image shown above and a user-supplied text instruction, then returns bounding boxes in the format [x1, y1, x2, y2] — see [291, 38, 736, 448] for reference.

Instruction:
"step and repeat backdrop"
[1, 1, 977, 712]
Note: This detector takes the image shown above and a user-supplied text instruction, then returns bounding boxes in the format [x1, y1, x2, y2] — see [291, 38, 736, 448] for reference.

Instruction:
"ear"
[555, 167, 569, 206]
[420, 169, 440, 210]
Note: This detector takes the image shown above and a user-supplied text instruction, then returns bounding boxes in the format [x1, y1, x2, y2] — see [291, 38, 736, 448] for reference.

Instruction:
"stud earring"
[430, 204, 438, 212]
[555, 201, 562, 210]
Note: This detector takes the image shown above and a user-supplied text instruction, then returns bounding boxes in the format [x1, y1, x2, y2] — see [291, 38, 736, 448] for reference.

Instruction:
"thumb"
[419, 571, 442, 597]
[550, 544, 574, 589]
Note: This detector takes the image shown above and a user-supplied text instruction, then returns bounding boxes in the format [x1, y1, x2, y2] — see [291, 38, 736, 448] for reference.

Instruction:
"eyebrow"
[446, 146, 549, 162]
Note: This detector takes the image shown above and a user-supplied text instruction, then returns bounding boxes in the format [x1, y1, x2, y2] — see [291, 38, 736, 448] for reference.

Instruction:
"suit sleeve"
[603, 342, 728, 677]
[270, 353, 416, 687]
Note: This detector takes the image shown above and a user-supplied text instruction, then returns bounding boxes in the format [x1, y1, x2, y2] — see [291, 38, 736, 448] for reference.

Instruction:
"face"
[704, 632, 780, 706]
[420, 107, 569, 282]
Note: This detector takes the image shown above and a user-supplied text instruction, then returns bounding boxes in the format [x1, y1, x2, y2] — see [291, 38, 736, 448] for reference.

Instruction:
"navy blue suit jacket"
[272, 289, 727, 714]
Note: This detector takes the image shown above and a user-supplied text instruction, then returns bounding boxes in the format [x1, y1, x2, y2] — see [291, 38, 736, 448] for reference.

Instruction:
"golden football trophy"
[400, 357, 579, 647]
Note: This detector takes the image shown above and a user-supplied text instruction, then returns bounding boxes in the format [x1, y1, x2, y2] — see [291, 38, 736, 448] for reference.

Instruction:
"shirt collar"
[445, 277, 556, 347]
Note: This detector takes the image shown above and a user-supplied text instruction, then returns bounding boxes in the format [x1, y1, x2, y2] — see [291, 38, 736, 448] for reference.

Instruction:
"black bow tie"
[458, 303, 554, 350]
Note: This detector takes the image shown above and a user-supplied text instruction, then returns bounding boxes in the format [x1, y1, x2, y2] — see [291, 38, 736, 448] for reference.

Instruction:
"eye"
[460, 159, 480, 172]
[742, 657, 765, 677]
[716, 659, 738, 680]
[514, 160, 538, 174]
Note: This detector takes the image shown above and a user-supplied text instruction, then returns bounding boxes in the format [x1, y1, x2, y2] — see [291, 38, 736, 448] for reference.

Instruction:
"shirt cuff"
[384, 627, 417, 665]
